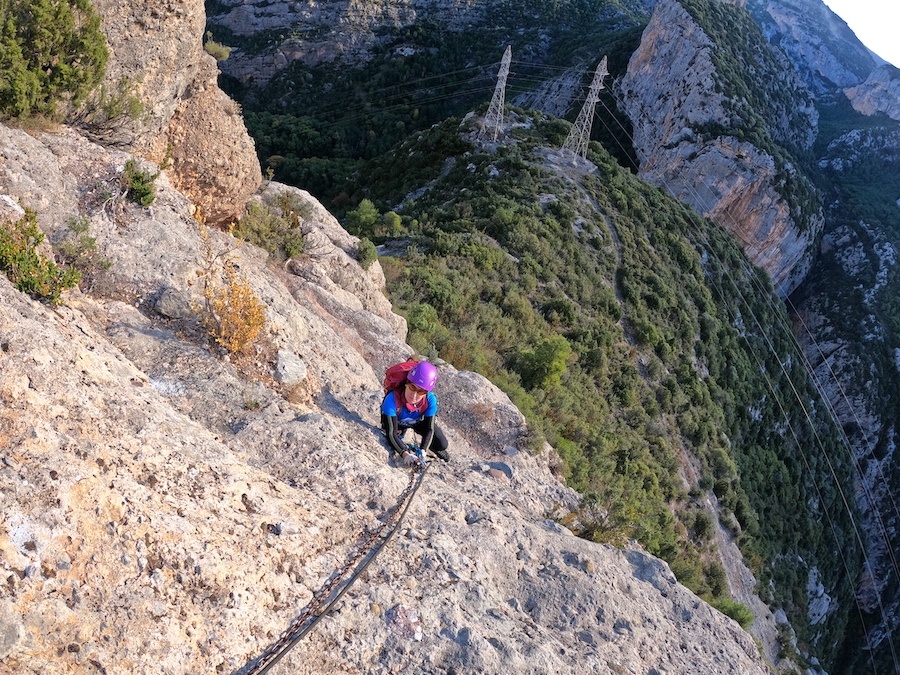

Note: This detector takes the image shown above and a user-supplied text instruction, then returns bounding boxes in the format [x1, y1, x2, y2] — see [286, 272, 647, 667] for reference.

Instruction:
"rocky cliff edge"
[89, 0, 262, 228]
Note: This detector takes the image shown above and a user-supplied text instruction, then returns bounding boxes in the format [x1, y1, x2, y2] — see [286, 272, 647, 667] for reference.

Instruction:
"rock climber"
[380, 360, 450, 465]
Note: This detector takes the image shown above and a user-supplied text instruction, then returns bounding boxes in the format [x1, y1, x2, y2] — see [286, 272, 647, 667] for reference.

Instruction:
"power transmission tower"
[562, 56, 608, 161]
[480, 46, 512, 141]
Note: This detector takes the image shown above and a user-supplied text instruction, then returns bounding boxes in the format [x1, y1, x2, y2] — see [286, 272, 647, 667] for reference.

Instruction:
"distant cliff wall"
[845, 66, 900, 121]
[620, 0, 821, 296]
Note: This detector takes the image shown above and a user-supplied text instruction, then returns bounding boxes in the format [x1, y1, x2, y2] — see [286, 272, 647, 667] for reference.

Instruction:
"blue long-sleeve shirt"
[381, 390, 438, 454]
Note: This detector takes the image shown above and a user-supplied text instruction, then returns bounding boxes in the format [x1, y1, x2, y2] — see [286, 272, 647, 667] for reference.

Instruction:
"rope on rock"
[235, 463, 429, 675]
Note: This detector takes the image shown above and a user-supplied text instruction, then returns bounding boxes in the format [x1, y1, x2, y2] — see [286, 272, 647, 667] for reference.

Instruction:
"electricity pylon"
[480, 46, 512, 141]
[562, 56, 608, 161]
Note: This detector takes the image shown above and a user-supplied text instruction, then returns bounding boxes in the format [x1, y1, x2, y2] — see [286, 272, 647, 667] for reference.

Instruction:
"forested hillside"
[208, 0, 900, 671]
[339, 110, 861, 667]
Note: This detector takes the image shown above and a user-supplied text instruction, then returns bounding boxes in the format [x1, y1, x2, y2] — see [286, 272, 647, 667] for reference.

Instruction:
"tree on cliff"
[0, 0, 107, 120]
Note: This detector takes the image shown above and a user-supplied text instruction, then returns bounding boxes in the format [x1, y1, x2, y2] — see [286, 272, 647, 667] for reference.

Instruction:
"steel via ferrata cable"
[236, 462, 429, 675]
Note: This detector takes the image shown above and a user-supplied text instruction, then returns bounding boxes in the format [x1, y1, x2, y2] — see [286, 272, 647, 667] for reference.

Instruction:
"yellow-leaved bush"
[197, 229, 267, 355]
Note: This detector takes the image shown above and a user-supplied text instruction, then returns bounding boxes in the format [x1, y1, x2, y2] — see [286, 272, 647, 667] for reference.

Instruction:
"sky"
[821, 0, 900, 67]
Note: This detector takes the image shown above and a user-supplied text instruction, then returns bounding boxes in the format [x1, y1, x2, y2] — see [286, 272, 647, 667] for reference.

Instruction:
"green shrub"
[344, 198, 380, 237]
[232, 195, 308, 261]
[57, 215, 111, 286]
[382, 211, 404, 236]
[669, 555, 704, 593]
[68, 77, 144, 145]
[123, 159, 157, 207]
[712, 597, 754, 630]
[406, 303, 439, 332]
[356, 237, 378, 270]
[203, 32, 231, 61]
[0, 0, 108, 120]
[0, 209, 80, 304]
[513, 335, 572, 390]
[691, 510, 714, 542]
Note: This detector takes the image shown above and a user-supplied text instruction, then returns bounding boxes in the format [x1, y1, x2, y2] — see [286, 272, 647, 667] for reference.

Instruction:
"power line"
[562, 56, 608, 162]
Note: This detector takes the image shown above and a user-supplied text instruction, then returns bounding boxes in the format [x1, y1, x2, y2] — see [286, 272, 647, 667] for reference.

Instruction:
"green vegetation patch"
[0, 0, 108, 120]
[1, 208, 80, 304]
[233, 192, 310, 262]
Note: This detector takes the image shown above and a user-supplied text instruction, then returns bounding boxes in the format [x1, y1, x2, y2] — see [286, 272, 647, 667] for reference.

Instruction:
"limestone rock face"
[845, 66, 900, 121]
[258, 182, 408, 341]
[619, 0, 820, 296]
[90, 0, 261, 226]
[208, 0, 658, 92]
[818, 127, 900, 172]
[163, 59, 263, 227]
[642, 137, 818, 296]
[90, 0, 207, 149]
[0, 121, 772, 674]
[750, 0, 876, 93]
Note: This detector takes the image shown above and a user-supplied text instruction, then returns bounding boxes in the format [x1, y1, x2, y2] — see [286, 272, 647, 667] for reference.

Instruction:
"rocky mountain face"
[4, 0, 898, 669]
[207, 0, 657, 109]
[204, 0, 900, 670]
[621, 0, 900, 667]
[619, 0, 821, 297]
[750, 0, 900, 126]
[787, 221, 900, 672]
[208, 0, 900, 670]
[0, 1, 776, 674]
[749, 0, 876, 93]
[89, 0, 261, 226]
[208, 0, 491, 87]
[845, 66, 900, 121]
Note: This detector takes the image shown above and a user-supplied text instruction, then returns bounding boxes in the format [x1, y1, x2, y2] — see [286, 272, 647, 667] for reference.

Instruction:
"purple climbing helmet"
[407, 361, 438, 392]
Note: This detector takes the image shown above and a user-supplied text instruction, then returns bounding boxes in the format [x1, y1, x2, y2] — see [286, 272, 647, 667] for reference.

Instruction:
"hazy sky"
[821, 0, 900, 67]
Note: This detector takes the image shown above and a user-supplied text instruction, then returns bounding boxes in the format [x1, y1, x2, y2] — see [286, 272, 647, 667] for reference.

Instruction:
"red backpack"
[383, 359, 427, 413]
